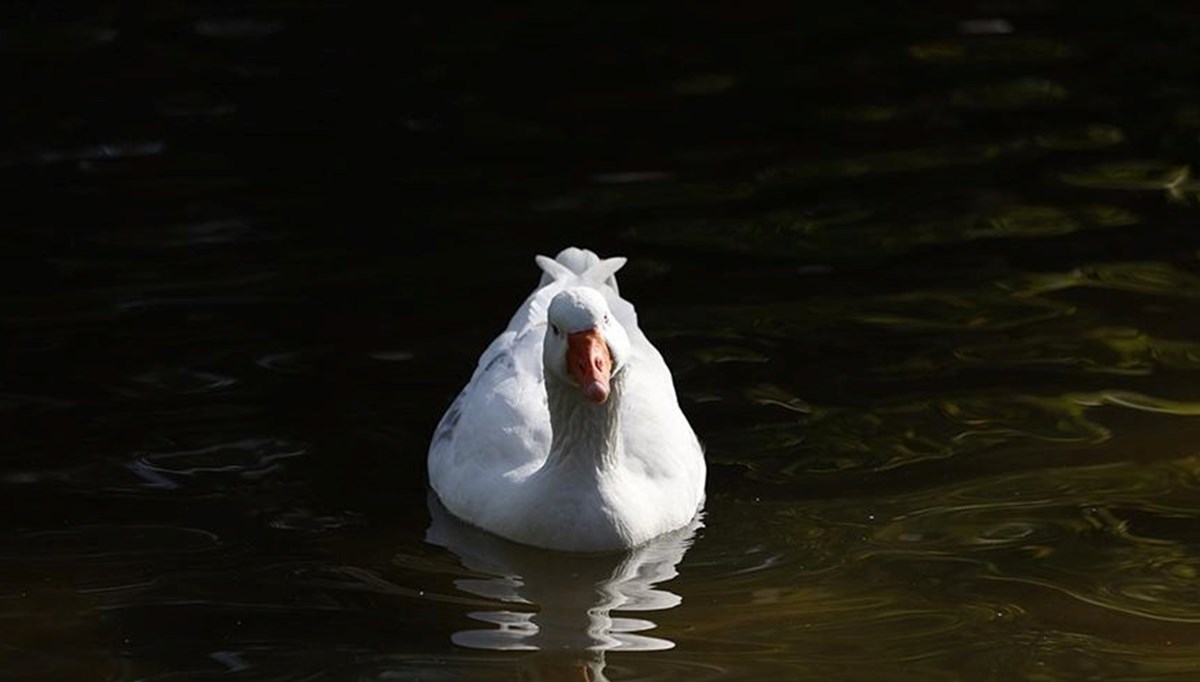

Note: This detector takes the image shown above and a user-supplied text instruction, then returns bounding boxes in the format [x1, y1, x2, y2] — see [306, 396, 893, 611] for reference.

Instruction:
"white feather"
[428, 247, 706, 551]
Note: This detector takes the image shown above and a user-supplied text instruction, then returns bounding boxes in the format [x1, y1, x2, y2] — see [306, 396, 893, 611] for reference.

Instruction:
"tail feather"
[535, 246, 624, 293]
[553, 246, 600, 276]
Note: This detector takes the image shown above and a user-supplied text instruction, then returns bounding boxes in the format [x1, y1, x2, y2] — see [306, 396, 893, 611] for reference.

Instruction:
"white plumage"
[428, 247, 706, 551]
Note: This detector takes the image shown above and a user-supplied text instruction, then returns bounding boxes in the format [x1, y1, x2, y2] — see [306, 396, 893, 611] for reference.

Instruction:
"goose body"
[428, 247, 705, 552]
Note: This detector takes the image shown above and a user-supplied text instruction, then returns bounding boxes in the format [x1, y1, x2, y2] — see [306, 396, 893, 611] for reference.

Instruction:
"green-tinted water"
[4, 1, 1200, 680]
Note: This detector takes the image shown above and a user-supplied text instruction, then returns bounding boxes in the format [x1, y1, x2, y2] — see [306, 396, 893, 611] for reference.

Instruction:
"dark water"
[6, 1, 1200, 680]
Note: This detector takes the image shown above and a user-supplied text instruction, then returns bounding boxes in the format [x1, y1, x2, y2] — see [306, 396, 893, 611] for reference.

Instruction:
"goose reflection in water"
[426, 495, 700, 679]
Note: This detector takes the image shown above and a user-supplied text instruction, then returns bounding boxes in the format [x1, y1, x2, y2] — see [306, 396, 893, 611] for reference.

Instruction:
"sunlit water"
[5, 1, 1200, 680]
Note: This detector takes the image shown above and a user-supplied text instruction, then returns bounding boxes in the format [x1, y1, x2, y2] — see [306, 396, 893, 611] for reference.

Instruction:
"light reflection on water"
[647, 452, 1200, 679]
[423, 497, 698, 678]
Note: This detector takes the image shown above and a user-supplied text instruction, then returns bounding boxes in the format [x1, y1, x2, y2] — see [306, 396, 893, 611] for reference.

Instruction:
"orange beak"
[566, 328, 612, 404]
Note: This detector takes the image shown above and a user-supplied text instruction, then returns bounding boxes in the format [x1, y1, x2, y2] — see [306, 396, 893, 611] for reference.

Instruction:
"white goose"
[428, 247, 706, 552]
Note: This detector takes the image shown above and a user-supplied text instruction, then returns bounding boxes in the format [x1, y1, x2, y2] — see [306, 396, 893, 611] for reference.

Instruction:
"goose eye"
[551, 324, 560, 336]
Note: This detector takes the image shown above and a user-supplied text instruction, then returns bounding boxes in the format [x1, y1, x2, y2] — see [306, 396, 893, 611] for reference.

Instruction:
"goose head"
[543, 288, 630, 404]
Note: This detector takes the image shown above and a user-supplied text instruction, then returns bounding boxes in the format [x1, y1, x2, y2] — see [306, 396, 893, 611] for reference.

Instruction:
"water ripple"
[908, 37, 1075, 63]
[255, 348, 329, 375]
[955, 326, 1200, 375]
[629, 203, 1135, 260]
[123, 368, 238, 396]
[193, 18, 283, 39]
[756, 140, 1027, 185]
[1009, 261, 1200, 298]
[651, 288, 1073, 343]
[0, 23, 117, 52]
[126, 438, 307, 490]
[0, 525, 220, 561]
[950, 78, 1067, 110]
[36, 141, 165, 166]
[1061, 161, 1191, 192]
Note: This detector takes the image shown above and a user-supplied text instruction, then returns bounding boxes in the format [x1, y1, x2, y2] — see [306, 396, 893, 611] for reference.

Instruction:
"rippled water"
[5, 1, 1200, 680]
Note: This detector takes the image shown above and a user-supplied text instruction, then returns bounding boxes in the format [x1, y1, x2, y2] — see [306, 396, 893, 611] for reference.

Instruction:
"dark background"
[5, 1, 1200, 680]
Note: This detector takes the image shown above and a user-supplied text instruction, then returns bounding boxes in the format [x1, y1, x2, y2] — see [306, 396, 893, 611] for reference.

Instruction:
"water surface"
[5, 1, 1200, 680]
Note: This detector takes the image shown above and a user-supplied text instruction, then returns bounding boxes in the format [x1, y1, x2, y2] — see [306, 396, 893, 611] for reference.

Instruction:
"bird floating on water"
[428, 247, 706, 552]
